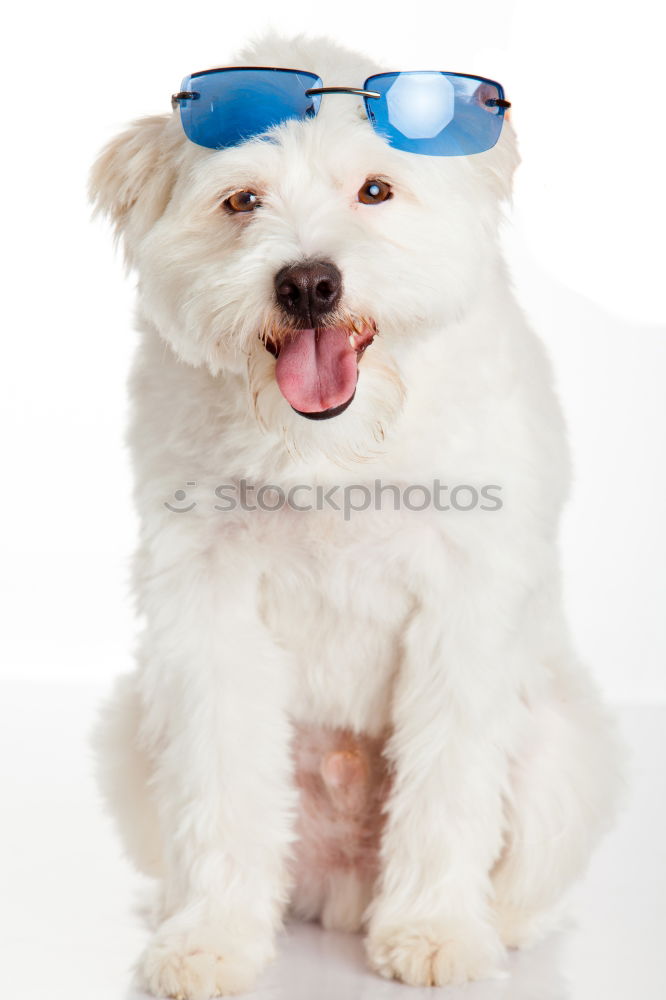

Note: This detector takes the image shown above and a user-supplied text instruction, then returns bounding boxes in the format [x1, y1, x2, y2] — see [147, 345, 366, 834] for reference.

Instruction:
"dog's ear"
[89, 115, 181, 264]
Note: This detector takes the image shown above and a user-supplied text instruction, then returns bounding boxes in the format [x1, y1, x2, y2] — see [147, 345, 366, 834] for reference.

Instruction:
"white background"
[1, 3, 665, 999]
[1, 0, 664, 702]
[1, 0, 664, 703]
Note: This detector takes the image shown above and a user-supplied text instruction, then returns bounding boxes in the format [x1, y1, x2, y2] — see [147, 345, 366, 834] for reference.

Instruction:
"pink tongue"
[275, 326, 358, 413]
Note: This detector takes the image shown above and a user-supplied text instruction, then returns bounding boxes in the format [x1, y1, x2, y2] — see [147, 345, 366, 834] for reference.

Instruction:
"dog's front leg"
[366, 553, 520, 987]
[137, 537, 295, 999]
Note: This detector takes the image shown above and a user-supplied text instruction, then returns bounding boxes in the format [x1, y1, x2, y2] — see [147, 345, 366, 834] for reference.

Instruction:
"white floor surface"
[1, 682, 664, 1000]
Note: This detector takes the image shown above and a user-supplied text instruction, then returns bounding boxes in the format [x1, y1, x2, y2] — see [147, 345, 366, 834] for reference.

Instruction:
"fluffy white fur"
[90, 33, 622, 998]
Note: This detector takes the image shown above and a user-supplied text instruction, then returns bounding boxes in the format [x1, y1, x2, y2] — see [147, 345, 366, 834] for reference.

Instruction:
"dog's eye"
[358, 179, 393, 205]
[225, 190, 260, 213]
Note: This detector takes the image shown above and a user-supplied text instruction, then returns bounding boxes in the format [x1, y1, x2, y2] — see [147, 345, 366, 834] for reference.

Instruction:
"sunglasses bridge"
[303, 86, 381, 98]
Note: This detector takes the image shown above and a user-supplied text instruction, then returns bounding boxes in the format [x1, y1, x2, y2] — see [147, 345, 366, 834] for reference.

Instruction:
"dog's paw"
[139, 926, 273, 999]
[365, 921, 506, 987]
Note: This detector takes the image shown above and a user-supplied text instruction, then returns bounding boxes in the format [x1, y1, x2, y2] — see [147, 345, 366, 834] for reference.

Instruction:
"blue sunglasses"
[172, 66, 511, 157]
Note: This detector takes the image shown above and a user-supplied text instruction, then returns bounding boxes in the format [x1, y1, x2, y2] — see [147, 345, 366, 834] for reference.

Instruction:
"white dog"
[91, 33, 621, 998]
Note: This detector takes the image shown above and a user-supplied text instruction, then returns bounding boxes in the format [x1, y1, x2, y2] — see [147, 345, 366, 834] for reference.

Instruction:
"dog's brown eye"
[225, 190, 260, 213]
[358, 179, 393, 205]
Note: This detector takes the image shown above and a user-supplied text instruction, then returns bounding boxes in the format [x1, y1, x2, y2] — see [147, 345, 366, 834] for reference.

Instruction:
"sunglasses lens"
[364, 72, 506, 156]
[177, 68, 323, 149]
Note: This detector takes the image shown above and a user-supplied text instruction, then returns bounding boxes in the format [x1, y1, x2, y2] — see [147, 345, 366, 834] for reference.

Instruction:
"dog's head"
[91, 34, 519, 464]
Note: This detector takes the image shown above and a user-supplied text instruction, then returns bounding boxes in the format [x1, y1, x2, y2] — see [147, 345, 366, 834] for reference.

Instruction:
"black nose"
[274, 260, 342, 325]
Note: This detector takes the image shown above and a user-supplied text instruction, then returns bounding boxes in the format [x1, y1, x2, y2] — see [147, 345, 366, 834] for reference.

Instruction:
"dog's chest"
[259, 512, 412, 734]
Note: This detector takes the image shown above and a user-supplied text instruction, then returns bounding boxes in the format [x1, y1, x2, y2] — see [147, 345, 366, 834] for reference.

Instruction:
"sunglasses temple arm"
[171, 91, 199, 108]
[169, 87, 510, 114]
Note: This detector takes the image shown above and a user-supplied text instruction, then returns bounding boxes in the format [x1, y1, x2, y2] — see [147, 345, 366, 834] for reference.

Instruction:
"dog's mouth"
[263, 320, 376, 420]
